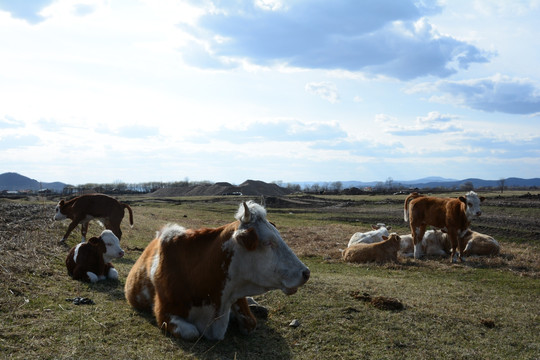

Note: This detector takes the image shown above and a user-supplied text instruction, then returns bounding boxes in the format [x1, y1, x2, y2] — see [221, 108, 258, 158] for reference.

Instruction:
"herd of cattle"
[343, 190, 499, 264]
[53, 191, 499, 340]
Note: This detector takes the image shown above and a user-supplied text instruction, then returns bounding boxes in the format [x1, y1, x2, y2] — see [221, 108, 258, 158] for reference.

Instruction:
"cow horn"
[242, 202, 251, 223]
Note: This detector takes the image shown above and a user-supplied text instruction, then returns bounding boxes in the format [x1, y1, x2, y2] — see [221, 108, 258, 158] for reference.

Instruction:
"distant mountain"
[0, 172, 66, 192]
[293, 177, 540, 190]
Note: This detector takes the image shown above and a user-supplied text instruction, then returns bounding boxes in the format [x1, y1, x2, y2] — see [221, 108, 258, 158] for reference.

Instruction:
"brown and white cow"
[54, 193, 134, 243]
[404, 191, 485, 262]
[342, 233, 401, 263]
[399, 230, 451, 258]
[124, 201, 310, 341]
[462, 230, 500, 257]
[347, 223, 392, 247]
[66, 230, 125, 283]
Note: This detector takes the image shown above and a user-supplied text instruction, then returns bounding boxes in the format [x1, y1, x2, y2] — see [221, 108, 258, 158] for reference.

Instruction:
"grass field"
[1, 192, 539, 359]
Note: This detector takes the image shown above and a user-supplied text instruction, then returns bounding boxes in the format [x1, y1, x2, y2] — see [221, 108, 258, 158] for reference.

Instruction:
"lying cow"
[348, 223, 391, 247]
[404, 191, 485, 262]
[66, 230, 125, 283]
[462, 230, 500, 257]
[399, 230, 451, 258]
[54, 193, 134, 242]
[124, 201, 310, 341]
[343, 233, 401, 263]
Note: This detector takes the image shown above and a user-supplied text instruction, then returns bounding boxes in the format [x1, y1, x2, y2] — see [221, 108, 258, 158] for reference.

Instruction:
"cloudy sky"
[1, 0, 539, 186]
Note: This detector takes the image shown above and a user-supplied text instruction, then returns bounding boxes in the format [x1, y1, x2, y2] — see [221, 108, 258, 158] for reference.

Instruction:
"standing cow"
[54, 193, 134, 243]
[404, 191, 485, 262]
[125, 201, 310, 341]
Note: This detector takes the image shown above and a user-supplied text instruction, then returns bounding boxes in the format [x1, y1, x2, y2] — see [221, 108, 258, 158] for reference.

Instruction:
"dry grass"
[1, 193, 539, 359]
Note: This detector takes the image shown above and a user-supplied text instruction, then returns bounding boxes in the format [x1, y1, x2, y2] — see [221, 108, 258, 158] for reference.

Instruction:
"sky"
[1, 0, 540, 186]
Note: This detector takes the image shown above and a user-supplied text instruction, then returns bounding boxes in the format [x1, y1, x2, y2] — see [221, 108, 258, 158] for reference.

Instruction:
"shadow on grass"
[128, 307, 294, 359]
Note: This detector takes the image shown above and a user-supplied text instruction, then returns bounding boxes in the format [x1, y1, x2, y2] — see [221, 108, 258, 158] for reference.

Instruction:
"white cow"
[399, 230, 451, 258]
[348, 223, 391, 247]
[462, 230, 500, 256]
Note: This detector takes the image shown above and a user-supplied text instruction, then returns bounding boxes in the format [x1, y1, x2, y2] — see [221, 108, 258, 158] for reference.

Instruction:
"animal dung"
[350, 291, 404, 311]
[65, 297, 95, 305]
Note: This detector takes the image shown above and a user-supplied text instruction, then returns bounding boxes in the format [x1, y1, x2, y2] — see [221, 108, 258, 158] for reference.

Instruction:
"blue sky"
[1, 0, 539, 185]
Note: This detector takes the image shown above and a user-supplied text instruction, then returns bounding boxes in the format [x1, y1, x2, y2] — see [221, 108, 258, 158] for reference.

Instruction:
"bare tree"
[460, 181, 474, 191]
[498, 178, 506, 193]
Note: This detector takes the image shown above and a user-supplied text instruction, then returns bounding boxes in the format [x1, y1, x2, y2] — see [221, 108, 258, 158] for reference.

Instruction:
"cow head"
[94, 230, 125, 263]
[229, 201, 310, 296]
[459, 191, 485, 219]
[372, 223, 391, 231]
[53, 200, 67, 221]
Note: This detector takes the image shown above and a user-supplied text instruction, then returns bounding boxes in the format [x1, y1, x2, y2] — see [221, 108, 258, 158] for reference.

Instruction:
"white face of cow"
[100, 230, 125, 263]
[53, 201, 67, 221]
[228, 201, 310, 297]
[461, 191, 485, 219]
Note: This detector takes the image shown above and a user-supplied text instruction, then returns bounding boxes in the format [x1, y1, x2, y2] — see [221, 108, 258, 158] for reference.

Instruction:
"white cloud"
[382, 111, 462, 136]
[305, 82, 340, 103]
[409, 74, 540, 114]
[179, 0, 491, 79]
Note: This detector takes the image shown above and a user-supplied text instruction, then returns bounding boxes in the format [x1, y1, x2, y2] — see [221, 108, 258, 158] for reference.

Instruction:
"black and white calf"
[66, 230, 125, 283]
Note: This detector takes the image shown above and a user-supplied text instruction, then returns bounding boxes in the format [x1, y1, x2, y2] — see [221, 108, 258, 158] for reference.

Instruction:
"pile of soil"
[151, 179, 293, 197]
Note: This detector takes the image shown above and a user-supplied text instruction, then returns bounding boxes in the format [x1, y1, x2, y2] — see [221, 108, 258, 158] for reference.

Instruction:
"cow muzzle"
[281, 268, 310, 295]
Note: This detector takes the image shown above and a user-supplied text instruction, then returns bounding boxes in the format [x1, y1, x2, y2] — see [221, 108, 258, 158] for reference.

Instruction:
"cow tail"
[123, 203, 134, 227]
[403, 192, 421, 222]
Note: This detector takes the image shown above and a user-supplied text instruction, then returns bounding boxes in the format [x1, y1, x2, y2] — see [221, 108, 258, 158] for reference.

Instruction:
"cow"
[54, 193, 134, 243]
[462, 230, 500, 257]
[347, 223, 392, 247]
[65, 229, 125, 283]
[124, 201, 310, 341]
[399, 230, 451, 258]
[404, 191, 485, 262]
[342, 233, 401, 263]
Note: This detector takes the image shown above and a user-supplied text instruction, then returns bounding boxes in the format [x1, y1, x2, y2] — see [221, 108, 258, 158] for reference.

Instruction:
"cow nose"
[119, 250, 125, 258]
[476, 211, 482, 216]
[302, 268, 310, 282]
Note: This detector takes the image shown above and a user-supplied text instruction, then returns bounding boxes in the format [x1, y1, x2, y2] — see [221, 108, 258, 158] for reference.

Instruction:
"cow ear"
[458, 196, 467, 203]
[59, 200, 65, 206]
[371, 224, 377, 230]
[88, 237, 100, 245]
[382, 236, 388, 240]
[236, 228, 259, 251]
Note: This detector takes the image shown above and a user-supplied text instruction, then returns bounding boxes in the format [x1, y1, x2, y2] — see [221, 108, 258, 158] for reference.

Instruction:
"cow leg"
[458, 230, 468, 262]
[61, 220, 81, 242]
[107, 215, 124, 240]
[109, 224, 123, 240]
[448, 231, 459, 263]
[230, 297, 257, 335]
[72, 266, 97, 283]
[80, 222, 89, 243]
[154, 299, 200, 340]
[412, 225, 426, 259]
[106, 263, 119, 280]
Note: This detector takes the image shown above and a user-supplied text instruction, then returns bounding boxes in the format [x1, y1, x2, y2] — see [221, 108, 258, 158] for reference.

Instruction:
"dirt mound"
[151, 180, 293, 197]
